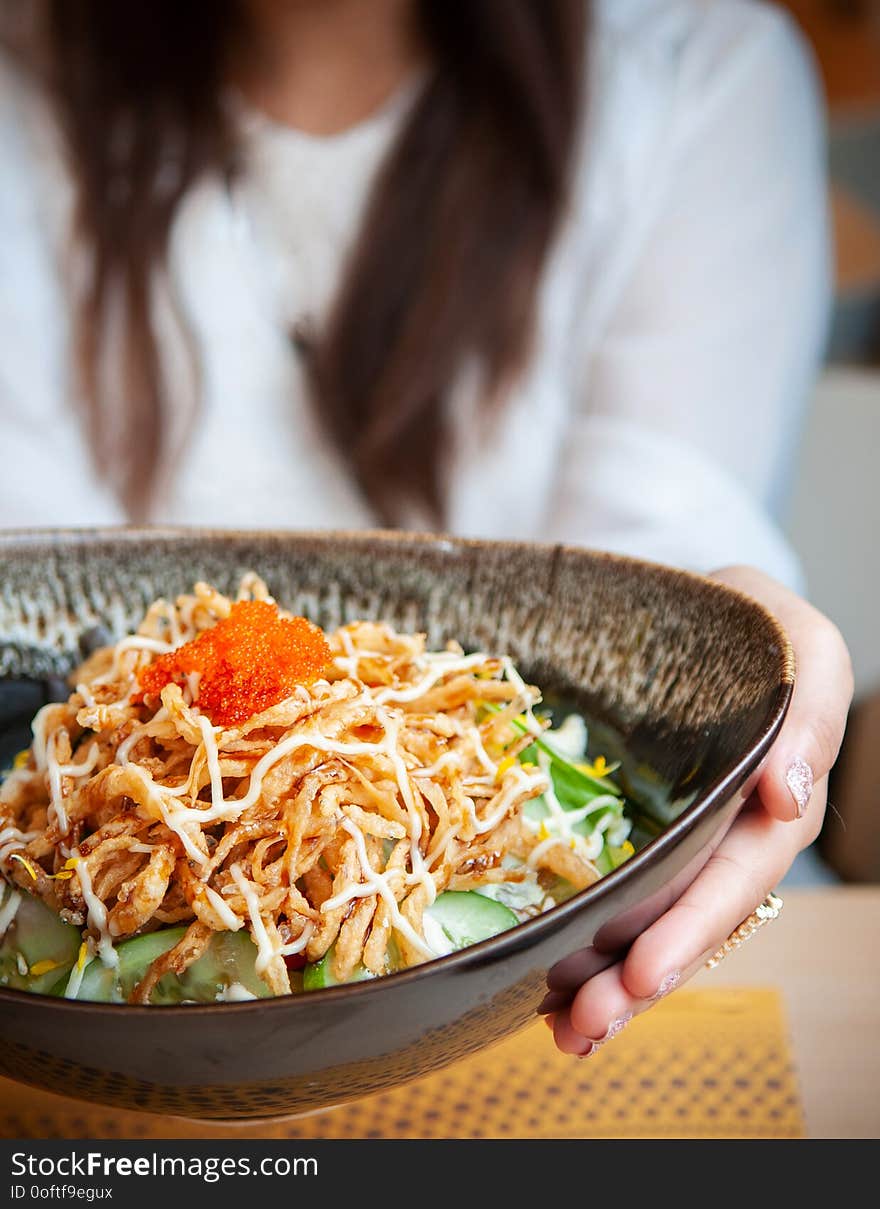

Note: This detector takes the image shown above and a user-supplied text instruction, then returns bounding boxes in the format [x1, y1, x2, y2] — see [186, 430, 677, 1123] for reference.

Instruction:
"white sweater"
[0, 0, 829, 587]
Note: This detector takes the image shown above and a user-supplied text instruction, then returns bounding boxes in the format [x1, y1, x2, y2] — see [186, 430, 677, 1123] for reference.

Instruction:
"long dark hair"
[9, 1, 588, 522]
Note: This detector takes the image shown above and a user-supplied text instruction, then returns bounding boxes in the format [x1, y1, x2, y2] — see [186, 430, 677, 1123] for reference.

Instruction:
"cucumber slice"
[75, 927, 186, 1002]
[163, 930, 272, 1004]
[423, 890, 518, 950]
[74, 927, 272, 1004]
[304, 892, 519, 988]
[302, 945, 374, 990]
[0, 888, 82, 995]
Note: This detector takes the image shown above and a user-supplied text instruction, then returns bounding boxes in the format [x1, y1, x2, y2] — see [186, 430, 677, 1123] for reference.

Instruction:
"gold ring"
[704, 892, 784, 969]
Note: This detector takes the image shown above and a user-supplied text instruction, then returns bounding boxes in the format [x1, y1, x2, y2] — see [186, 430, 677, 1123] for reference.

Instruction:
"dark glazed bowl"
[0, 528, 793, 1120]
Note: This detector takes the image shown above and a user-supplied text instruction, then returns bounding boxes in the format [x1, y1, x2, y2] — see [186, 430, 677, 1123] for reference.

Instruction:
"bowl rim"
[0, 525, 795, 1015]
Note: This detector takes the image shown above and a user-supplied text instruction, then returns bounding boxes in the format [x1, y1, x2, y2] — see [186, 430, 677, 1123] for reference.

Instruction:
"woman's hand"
[543, 565, 854, 1057]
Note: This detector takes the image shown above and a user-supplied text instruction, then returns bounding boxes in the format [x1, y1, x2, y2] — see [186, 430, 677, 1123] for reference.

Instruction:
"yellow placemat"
[0, 989, 804, 1139]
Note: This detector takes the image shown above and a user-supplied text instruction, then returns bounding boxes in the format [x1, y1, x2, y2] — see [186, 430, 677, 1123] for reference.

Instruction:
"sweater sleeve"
[545, 1, 831, 590]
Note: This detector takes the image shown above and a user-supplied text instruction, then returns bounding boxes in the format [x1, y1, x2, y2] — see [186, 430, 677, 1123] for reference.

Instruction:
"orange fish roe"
[137, 601, 332, 727]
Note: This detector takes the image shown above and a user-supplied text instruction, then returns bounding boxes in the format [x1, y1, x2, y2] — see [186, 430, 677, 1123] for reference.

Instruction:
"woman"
[0, 0, 853, 1054]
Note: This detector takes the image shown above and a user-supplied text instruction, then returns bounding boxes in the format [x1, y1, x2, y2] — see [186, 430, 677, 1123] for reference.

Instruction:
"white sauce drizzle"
[30, 704, 57, 772]
[374, 652, 491, 705]
[56, 743, 101, 779]
[501, 657, 543, 734]
[526, 834, 570, 868]
[116, 708, 169, 766]
[46, 738, 102, 836]
[413, 726, 497, 784]
[90, 634, 176, 689]
[278, 921, 314, 959]
[322, 817, 436, 959]
[72, 857, 118, 968]
[468, 767, 548, 836]
[203, 883, 244, 931]
[160, 717, 422, 833]
[524, 753, 623, 866]
[113, 635, 175, 660]
[45, 733, 68, 834]
[373, 707, 435, 902]
[0, 827, 40, 867]
[333, 630, 386, 679]
[229, 863, 275, 975]
[120, 764, 206, 863]
[198, 715, 226, 810]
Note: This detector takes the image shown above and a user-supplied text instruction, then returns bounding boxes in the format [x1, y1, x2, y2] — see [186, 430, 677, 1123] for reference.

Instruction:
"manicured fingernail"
[786, 757, 813, 818]
[587, 1011, 632, 1045]
[605, 1011, 632, 1040]
[651, 970, 680, 1001]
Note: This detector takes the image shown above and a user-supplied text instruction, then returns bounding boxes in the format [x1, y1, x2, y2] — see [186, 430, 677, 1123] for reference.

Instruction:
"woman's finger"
[557, 946, 715, 1056]
[555, 781, 822, 1051]
[553, 959, 641, 1054]
[612, 789, 823, 1004]
[711, 566, 853, 821]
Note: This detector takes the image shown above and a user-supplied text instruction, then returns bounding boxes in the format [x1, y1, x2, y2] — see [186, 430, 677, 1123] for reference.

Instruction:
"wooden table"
[690, 885, 880, 1138]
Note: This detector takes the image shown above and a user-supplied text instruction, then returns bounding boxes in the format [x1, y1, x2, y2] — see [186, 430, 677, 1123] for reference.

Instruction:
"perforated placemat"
[0, 988, 804, 1139]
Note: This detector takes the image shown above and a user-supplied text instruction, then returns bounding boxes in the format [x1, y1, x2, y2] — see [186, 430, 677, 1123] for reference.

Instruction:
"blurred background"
[777, 0, 879, 884]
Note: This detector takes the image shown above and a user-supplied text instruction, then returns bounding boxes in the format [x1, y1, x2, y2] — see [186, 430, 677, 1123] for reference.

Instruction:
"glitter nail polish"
[652, 970, 680, 1000]
[785, 757, 813, 818]
[587, 1011, 632, 1045]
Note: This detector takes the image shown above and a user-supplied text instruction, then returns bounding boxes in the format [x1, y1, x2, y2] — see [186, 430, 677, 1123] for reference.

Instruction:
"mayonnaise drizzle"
[113, 635, 175, 661]
[229, 863, 275, 974]
[333, 630, 386, 679]
[373, 707, 435, 901]
[278, 921, 314, 959]
[374, 652, 492, 705]
[44, 738, 102, 836]
[321, 817, 436, 959]
[468, 766, 549, 837]
[501, 657, 543, 735]
[116, 708, 170, 766]
[30, 703, 58, 773]
[162, 718, 414, 829]
[89, 634, 177, 689]
[0, 826, 40, 867]
[413, 726, 497, 784]
[198, 715, 226, 809]
[203, 883, 244, 931]
[524, 753, 624, 865]
[71, 857, 118, 968]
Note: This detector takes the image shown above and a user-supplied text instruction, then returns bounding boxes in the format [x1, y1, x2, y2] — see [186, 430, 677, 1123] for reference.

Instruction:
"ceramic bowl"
[0, 528, 793, 1119]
